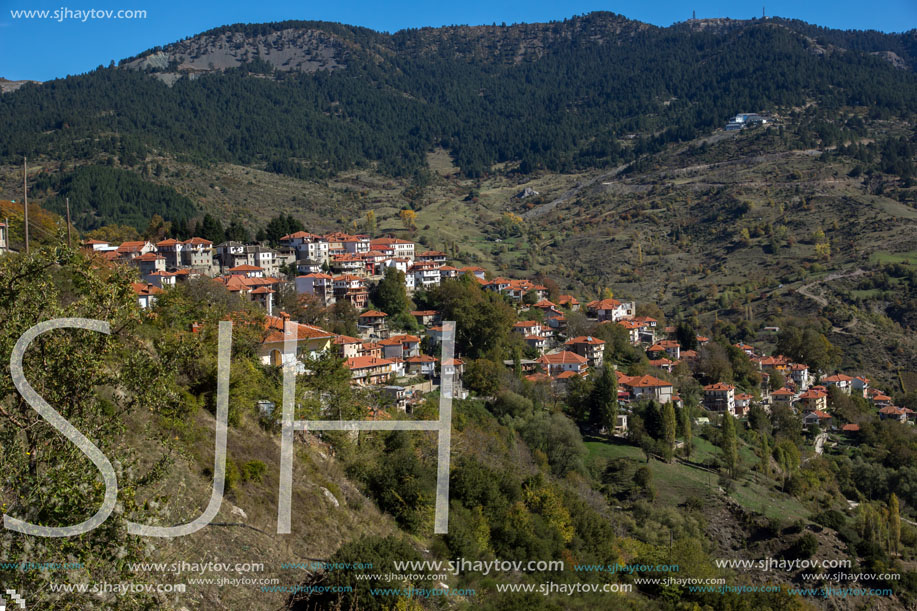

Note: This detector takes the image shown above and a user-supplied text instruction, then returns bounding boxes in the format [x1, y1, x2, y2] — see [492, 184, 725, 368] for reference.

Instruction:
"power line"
[23, 157, 29, 253]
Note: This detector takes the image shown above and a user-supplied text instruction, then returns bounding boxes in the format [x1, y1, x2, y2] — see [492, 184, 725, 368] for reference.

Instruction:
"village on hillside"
[72, 229, 905, 438]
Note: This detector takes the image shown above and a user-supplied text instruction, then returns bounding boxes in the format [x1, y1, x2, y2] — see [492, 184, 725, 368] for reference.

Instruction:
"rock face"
[872, 50, 909, 70]
[120, 28, 349, 77]
[0, 78, 41, 94]
[516, 187, 540, 199]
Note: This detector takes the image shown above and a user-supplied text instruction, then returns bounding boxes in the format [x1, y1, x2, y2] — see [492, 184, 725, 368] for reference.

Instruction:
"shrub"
[241, 460, 267, 483]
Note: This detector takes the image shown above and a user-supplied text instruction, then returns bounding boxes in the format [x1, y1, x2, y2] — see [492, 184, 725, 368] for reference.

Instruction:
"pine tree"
[588, 363, 617, 433]
[720, 412, 739, 479]
[662, 402, 676, 463]
[680, 406, 693, 458]
[889, 493, 901, 556]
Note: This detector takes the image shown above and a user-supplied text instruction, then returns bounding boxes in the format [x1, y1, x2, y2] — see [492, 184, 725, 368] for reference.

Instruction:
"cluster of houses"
[512, 308, 904, 440]
[83, 232, 479, 413]
[91, 229, 905, 434]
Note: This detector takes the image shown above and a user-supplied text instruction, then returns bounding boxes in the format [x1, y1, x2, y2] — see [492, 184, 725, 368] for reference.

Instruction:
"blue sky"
[1, 0, 915, 81]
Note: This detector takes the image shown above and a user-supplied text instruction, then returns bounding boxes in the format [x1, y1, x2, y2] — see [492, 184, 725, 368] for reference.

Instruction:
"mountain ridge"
[3, 11, 916, 181]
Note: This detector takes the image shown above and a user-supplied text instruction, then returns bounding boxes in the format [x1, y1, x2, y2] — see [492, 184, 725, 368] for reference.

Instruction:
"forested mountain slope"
[1, 13, 915, 179]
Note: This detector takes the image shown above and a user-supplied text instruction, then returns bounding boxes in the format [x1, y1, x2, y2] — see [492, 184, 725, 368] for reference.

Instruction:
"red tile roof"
[131, 282, 162, 296]
[532, 298, 556, 308]
[262, 316, 335, 344]
[537, 351, 587, 365]
[116, 241, 148, 253]
[565, 335, 605, 346]
[346, 356, 393, 370]
[589, 298, 622, 310]
[704, 383, 735, 392]
[134, 252, 164, 261]
[406, 354, 438, 363]
[799, 389, 828, 400]
[621, 374, 674, 388]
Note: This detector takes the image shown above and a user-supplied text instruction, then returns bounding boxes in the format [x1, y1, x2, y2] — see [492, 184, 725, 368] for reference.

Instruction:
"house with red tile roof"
[803, 410, 833, 429]
[133, 252, 166, 277]
[418, 250, 447, 264]
[734, 393, 754, 417]
[822, 374, 853, 394]
[410, 310, 440, 326]
[259, 315, 336, 368]
[81, 238, 115, 252]
[227, 264, 264, 278]
[333, 335, 363, 359]
[647, 339, 680, 360]
[379, 334, 422, 360]
[370, 237, 414, 260]
[459, 266, 487, 280]
[346, 356, 395, 386]
[798, 387, 828, 412]
[296, 272, 335, 304]
[755, 355, 790, 371]
[851, 376, 870, 398]
[405, 354, 438, 376]
[616, 319, 645, 344]
[868, 388, 892, 406]
[648, 357, 677, 372]
[878, 405, 908, 423]
[734, 343, 756, 356]
[360, 341, 382, 359]
[770, 387, 796, 407]
[332, 274, 369, 308]
[586, 298, 635, 322]
[116, 240, 155, 259]
[703, 383, 736, 415]
[565, 336, 605, 367]
[537, 351, 588, 376]
[557, 295, 579, 310]
[788, 363, 810, 390]
[131, 282, 162, 309]
[513, 320, 544, 338]
[359, 310, 388, 334]
[524, 334, 547, 353]
[617, 374, 675, 404]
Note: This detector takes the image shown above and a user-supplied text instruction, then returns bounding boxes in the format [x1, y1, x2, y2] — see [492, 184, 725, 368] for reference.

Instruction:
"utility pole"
[65, 197, 72, 246]
[23, 157, 29, 253]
